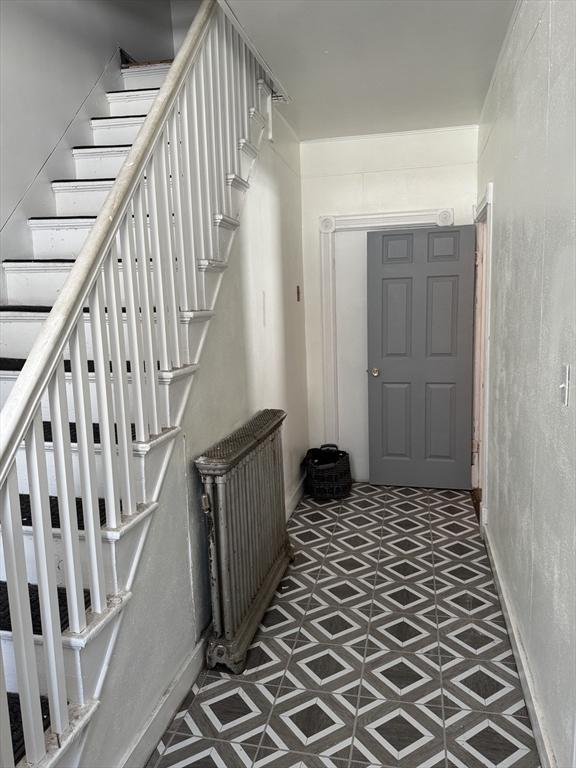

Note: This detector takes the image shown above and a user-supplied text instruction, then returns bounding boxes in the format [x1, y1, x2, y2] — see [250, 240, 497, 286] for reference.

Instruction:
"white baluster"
[146, 157, 172, 372]
[69, 322, 107, 613]
[239, 37, 249, 138]
[89, 280, 121, 529]
[186, 69, 210, 291]
[219, 12, 234, 200]
[133, 184, 162, 433]
[0, 653, 15, 768]
[168, 108, 191, 316]
[0, 465, 46, 764]
[154, 131, 182, 370]
[209, 19, 225, 215]
[121, 214, 148, 441]
[25, 412, 69, 735]
[175, 89, 200, 310]
[104, 241, 137, 512]
[225, 16, 240, 178]
[196, 44, 216, 262]
[48, 362, 86, 634]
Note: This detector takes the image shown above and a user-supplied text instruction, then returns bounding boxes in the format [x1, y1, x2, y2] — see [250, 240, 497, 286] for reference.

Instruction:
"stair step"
[72, 145, 131, 178]
[0, 356, 131, 374]
[121, 62, 171, 90]
[0, 581, 90, 635]
[106, 88, 159, 116]
[7, 692, 50, 766]
[41, 420, 137, 446]
[51, 179, 115, 216]
[90, 115, 146, 144]
[18, 493, 107, 531]
[27, 217, 97, 259]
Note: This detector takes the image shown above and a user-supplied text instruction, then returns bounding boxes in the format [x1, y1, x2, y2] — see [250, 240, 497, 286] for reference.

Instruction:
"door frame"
[319, 207, 455, 445]
[473, 182, 494, 529]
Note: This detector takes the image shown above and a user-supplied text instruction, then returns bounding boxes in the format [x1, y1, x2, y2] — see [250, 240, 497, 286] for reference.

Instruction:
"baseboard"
[285, 476, 304, 520]
[118, 637, 206, 768]
[484, 527, 556, 768]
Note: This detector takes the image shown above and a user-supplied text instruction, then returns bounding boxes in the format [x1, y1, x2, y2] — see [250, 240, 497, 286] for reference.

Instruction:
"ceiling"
[226, 0, 516, 140]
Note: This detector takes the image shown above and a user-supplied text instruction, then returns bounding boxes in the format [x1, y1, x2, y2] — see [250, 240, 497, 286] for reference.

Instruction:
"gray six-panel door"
[367, 226, 475, 489]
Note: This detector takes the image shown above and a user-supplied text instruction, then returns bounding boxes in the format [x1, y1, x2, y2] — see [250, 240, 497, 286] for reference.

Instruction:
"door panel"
[367, 226, 475, 489]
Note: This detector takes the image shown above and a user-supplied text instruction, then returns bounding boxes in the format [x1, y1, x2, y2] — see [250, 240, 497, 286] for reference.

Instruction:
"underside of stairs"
[0, 3, 276, 764]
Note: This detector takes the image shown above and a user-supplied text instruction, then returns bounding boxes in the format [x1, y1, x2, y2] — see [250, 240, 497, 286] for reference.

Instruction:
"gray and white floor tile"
[147, 484, 540, 768]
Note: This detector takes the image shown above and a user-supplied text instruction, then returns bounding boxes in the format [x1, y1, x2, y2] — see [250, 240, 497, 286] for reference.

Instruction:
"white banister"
[0, 0, 281, 759]
[0, 653, 15, 768]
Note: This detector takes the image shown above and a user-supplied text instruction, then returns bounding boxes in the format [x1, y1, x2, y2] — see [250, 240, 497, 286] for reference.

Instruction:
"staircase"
[0, 1, 276, 764]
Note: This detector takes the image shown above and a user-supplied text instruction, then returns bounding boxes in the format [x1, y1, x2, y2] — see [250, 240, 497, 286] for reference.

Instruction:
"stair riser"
[30, 222, 93, 259]
[54, 186, 112, 216]
[1, 367, 195, 431]
[73, 149, 130, 179]
[14, 426, 178, 505]
[121, 66, 170, 90]
[91, 121, 144, 145]
[0, 372, 134, 422]
[0, 313, 207, 363]
[3, 262, 139, 305]
[107, 93, 157, 117]
[1, 604, 125, 705]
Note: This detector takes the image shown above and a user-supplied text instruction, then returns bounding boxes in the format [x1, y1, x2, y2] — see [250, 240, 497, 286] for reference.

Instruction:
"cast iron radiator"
[195, 409, 292, 672]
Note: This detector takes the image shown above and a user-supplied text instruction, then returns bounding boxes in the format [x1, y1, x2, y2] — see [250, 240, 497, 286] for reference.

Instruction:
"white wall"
[170, 0, 202, 54]
[478, 2, 576, 766]
[300, 127, 478, 462]
[180, 106, 308, 630]
[0, 0, 174, 246]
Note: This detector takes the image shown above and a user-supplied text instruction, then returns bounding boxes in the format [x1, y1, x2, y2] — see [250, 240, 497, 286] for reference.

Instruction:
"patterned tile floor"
[145, 485, 541, 768]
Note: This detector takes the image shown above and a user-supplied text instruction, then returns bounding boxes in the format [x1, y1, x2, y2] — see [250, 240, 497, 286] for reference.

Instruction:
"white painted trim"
[301, 124, 478, 145]
[319, 208, 454, 443]
[484, 529, 555, 768]
[118, 638, 206, 768]
[285, 476, 304, 520]
[474, 182, 494, 532]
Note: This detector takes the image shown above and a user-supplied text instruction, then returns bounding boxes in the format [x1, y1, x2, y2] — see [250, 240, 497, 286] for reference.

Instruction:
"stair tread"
[73, 144, 132, 149]
[107, 88, 160, 94]
[28, 216, 97, 221]
[0, 581, 91, 635]
[7, 692, 50, 765]
[2, 258, 76, 264]
[51, 178, 115, 184]
[41, 420, 137, 445]
[91, 115, 147, 121]
[19, 493, 107, 531]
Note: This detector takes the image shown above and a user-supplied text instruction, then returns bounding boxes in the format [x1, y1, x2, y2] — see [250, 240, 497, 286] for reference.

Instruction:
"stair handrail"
[0, 0, 217, 486]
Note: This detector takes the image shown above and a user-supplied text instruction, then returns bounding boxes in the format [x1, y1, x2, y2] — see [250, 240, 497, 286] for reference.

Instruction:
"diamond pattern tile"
[264, 690, 354, 759]
[445, 710, 541, 767]
[362, 649, 442, 704]
[352, 700, 445, 767]
[147, 484, 540, 768]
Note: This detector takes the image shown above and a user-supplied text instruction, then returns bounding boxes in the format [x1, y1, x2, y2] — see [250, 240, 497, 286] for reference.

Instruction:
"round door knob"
[370, 367, 380, 377]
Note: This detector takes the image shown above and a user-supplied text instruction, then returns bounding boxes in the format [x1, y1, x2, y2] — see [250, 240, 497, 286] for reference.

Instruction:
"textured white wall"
[478, 2, 576, 766]
[0, 0, 174, 238]
[170, 0, 202, 54]
[300, 127, 478, 452]
[180, 107, 308, 632]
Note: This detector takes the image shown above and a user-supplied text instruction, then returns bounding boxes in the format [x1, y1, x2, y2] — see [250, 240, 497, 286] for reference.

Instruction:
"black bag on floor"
[302, 444, 353, 501]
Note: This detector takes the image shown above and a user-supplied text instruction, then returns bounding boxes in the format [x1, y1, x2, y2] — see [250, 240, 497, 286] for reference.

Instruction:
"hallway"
[146, 485, 540, 767]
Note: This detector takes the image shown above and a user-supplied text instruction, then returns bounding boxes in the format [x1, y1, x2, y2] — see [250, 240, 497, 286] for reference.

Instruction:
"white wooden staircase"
[0, 1, 276, 765]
